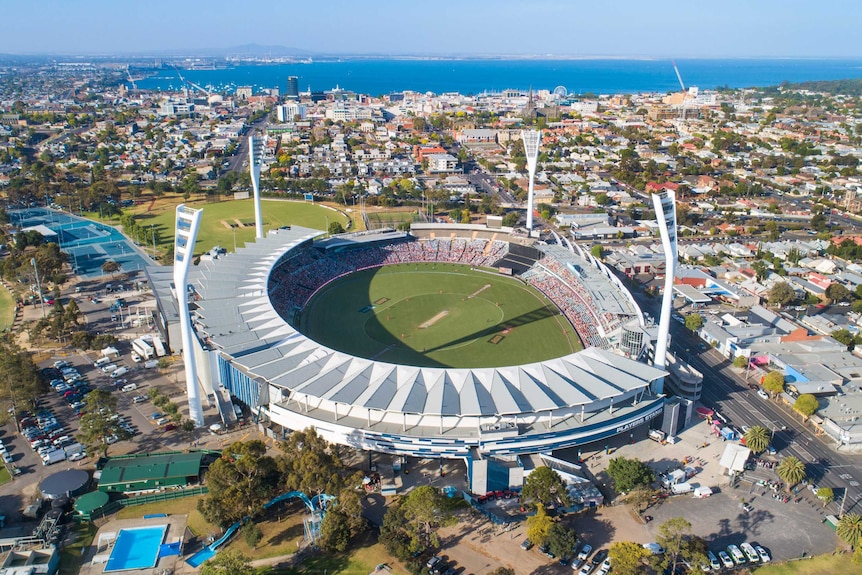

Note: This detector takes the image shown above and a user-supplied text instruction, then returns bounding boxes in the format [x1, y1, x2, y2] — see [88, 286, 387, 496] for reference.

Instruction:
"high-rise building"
[651, 189, 678, 395]
[286, 76, 299, 100]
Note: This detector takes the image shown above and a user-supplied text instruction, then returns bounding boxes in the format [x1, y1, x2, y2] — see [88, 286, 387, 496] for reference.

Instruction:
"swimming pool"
[104, 525, 167, 572]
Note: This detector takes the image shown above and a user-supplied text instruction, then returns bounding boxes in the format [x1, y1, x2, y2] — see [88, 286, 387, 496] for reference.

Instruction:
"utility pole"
[151, 223, 157, 257]
[839, 487, 848, 518]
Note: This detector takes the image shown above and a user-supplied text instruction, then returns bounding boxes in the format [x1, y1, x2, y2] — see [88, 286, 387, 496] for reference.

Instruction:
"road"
[665, 317, 862, 515]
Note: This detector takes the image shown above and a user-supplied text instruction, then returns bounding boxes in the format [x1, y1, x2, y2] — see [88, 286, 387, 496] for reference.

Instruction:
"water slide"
[186, 490, 333, 568]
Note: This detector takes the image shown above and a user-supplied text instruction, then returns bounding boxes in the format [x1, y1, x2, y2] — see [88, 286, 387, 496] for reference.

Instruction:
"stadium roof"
[195, 228, 666, 418]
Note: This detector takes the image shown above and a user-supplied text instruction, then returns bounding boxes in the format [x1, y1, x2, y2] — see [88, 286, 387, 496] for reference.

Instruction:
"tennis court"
[10, 208, 154, 278]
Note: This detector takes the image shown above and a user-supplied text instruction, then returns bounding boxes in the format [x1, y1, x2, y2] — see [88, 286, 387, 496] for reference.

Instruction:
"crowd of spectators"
[526, 272, 605, 348]
[268, 238, 510, 312]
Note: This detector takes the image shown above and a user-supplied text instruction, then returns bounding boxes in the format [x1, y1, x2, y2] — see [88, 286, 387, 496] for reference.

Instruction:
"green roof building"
[97, 452, 205, 493]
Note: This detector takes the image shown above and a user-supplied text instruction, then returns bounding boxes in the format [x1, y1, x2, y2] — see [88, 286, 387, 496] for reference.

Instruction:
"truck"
[719, 427, 738, 441]
[152, 336, 167, 357]
[671, 482, 693, 495]
[648, 429, 666, 443]
[132, 337, 156, 360]
[41, 449, 66, 466]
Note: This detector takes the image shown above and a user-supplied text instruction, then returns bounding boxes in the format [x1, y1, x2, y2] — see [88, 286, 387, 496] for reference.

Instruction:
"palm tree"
[776, 456, 806, 489]
[837, 514, 862, 547]
[743, 426, 771, 453]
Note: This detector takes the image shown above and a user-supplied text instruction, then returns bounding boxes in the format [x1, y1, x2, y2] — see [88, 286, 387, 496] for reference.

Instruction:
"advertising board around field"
[233, 191, 250, 200]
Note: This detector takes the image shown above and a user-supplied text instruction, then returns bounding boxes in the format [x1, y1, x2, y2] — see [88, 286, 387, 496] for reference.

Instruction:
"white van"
[94, 357, 111, 368]
[111, 367, 129, 378]
[143, 359, 160, 369]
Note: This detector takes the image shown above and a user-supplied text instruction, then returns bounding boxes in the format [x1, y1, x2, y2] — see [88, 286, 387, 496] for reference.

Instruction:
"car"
[597, 559, 611, 575]
[727, 545, 746, 565]
[101, 364, 118, 373]
[707, 550, 721, 571]
[591, 549, 608, 567]
[747, 383, 758, 391]
[539, 543, 555, 559]
[163, 423, 177, 431]
[105, 434, 119, 445]
[425, 556, 441, 571]
[155, 417, 169, 426]
[757, 389, 770, 399]
[577, 544, 593, 561]
[755, 545, 770, 562]
[571, 558, 585, 571]
[742, 502, 754, 513]
[839, 301, 851, 307]
[718, 551, 734, 569]
[578, 563, 593, 575]
[132, 395, 147, 404]
[131, 352, 142, 363]
[643, 543, 665, 555]
[69, 401, 86, 410]
[520, 539, 533, 551]
[53, 360, 70, 369]
[121, 382, 137, 392]
[440, 568, 455, 575]
[559, 555, 570, 566]
[740, 542, 759, 563]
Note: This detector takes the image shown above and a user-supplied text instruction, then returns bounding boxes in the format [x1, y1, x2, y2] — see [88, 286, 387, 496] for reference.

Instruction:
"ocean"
[135, 58, 862, 96]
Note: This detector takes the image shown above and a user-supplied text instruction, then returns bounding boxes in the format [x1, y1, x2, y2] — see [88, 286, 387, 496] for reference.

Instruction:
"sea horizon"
[134, 57, 862, 96]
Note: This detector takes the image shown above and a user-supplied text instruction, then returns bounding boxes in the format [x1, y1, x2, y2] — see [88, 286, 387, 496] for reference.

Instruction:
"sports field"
[136, 199, 349, 256]
[299, 263, 581, 368]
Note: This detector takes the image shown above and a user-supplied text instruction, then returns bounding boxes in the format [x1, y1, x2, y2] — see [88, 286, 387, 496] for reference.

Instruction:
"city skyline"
[3, 0, 862, 59]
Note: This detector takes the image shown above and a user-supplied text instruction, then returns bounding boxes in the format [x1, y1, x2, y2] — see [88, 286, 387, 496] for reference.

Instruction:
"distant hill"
[778, 78, 862, 96]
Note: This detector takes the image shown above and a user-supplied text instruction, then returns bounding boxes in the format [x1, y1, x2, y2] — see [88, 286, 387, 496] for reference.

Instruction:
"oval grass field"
[299, 263, 581, 368]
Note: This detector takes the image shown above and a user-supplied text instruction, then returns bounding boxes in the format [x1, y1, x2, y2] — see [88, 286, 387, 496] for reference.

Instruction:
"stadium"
[184, 222, 667, 489]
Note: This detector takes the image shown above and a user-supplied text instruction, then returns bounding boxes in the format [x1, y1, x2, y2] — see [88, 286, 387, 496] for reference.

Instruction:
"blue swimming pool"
[104, 525, 167, 572]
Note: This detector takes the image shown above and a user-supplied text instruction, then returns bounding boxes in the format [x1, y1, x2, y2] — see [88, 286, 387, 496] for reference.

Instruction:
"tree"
[522, 466, 571, 508]
[762, 371, 785, 396]
[733, 356, 748, 369]
[198, 440, 281, 527]
[328, 221, 345, 235]
[607, 457, 655, 493]
[76, 389, 130, 457]
[768, 282, 796, 306]
[624, 486, 658, 514]
[608, 541, 650, 575]
[279, 427, 348, 497]
[793, 394, 819, 417]
[654, 517, 708, 575]
[397, 485, 455, 551]
[833, 328, 856, 347]
[591, 245, 605, 259]
[826, 283, 852, 303]
[200, 549, 255, 575]
[837, 513, 862, 547]
[816, 487, 835, 507]
[743, 426, 771, 453]
[319, 508, 352, 551]
[536, 522, 572, 559]
[502, 211, 520, 227]
[776, 456, 806, 488]
[488, 569, 515, 575]
[595, 192, 610, 205]
[684, 314, 704, 331]
[101, 260, 121, 277]
[526, 504, 553, 546]
[0, 338, 44, 425]
[241, 523, 262, 548]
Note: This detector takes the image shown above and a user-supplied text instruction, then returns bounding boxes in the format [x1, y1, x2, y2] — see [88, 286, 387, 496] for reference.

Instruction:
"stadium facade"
[167, 224, 667, 490]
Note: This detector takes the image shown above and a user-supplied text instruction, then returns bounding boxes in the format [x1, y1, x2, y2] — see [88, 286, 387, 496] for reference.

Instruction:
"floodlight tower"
[248, 135, 264, 239]
[651, 189, 678, 395]
[521, 129, 541, 231]
[174, 204, 205, 426]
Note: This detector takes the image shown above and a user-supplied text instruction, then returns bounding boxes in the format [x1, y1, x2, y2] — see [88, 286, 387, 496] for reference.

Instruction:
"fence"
[76, 486, 209, 522]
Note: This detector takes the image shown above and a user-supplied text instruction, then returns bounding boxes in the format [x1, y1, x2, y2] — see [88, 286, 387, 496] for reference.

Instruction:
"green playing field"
[299, 263, 581, 368]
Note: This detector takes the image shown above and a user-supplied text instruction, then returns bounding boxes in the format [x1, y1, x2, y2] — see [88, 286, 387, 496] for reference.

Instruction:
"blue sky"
[3, 0, 862, 58]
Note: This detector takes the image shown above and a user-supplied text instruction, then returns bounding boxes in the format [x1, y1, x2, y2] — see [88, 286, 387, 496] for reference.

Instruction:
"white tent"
[718, 443, 751, 474]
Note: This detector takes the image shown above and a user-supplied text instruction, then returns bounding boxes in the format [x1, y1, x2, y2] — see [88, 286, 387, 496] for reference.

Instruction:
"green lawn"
[263, 531, 401, 575]
[59, 522, 98, 575]
[300, 263, 581, 368]
[753, 553, 862, 575]
[134, 199, 349, 257]
[0, 284, 15, 332]
[115, 495, 218, 538]
[0, 467, 11, 486]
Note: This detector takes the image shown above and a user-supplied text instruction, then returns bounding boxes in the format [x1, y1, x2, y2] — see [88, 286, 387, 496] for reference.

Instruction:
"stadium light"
[521, 130, 541, 231]
[651, 189, 678, 394]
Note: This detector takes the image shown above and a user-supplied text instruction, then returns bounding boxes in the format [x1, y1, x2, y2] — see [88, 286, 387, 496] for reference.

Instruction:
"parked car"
[111, 367, 130, 379]
[520, 539, 533, 550]
[718, 551, 734, 569]
[755, 546, 770, 562]
[155, 417, 169, 426]
[577, 544, 593, 561]
[132, 395, 147, 404]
